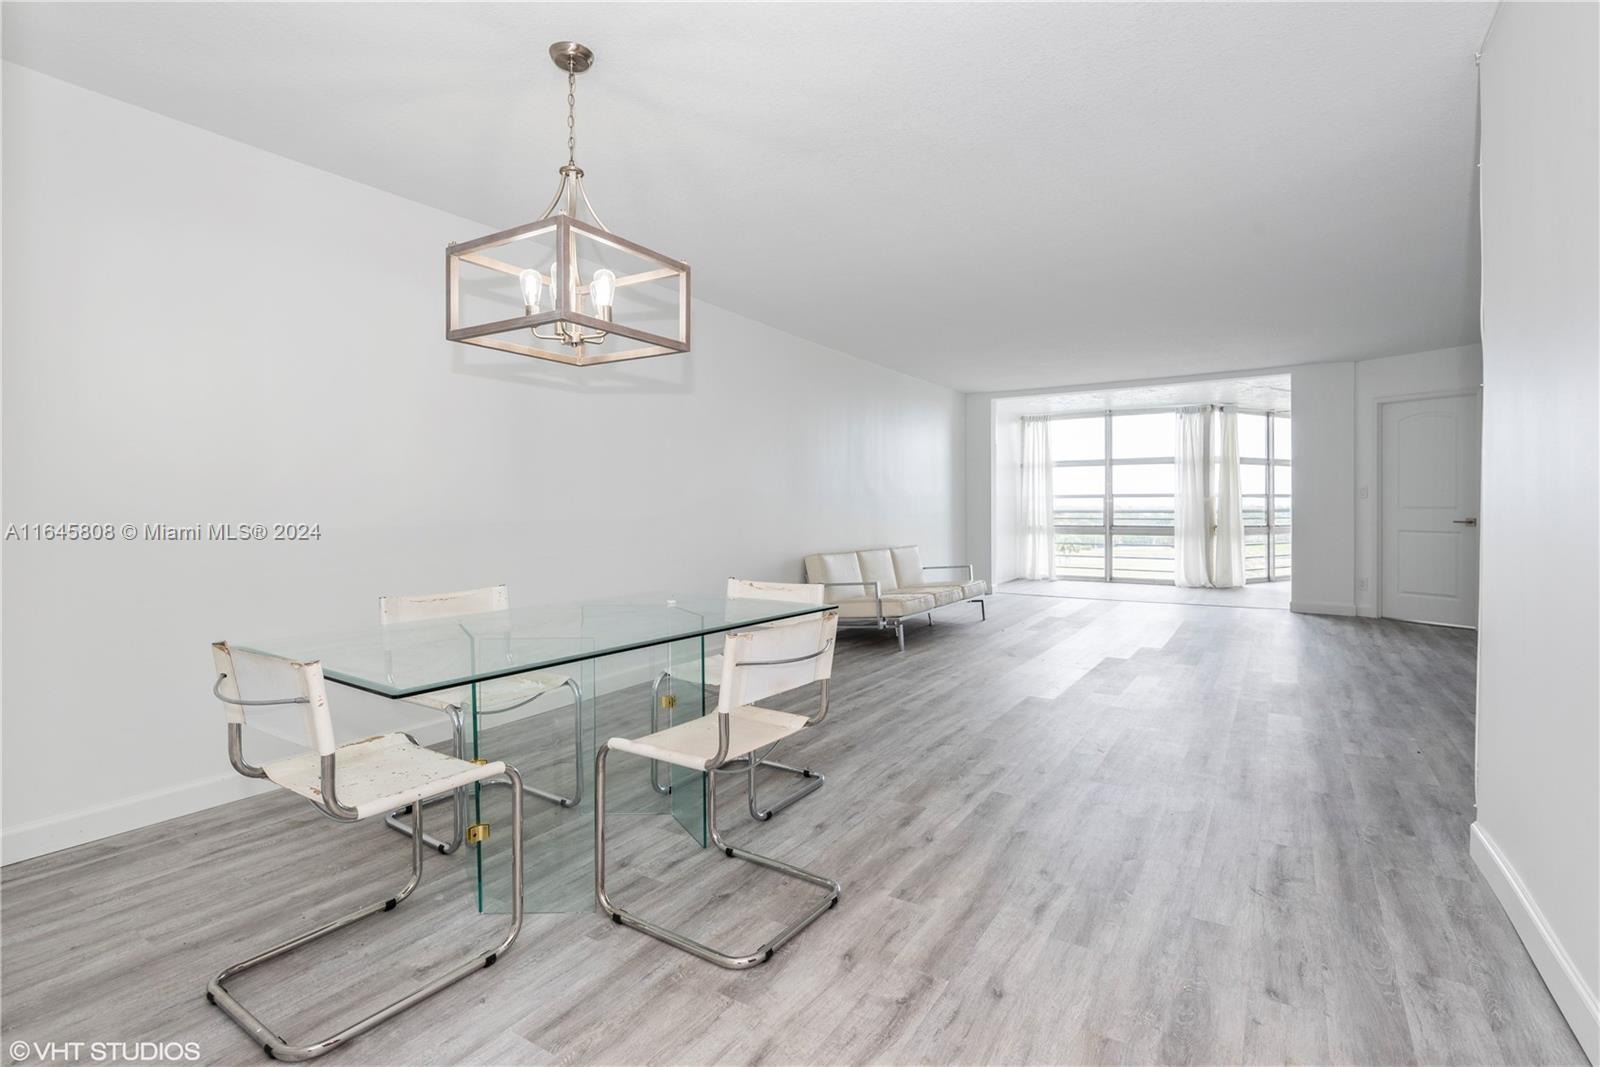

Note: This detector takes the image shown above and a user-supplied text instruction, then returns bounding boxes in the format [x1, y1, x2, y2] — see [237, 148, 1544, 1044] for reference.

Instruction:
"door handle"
[1452, 518, 1477, 526]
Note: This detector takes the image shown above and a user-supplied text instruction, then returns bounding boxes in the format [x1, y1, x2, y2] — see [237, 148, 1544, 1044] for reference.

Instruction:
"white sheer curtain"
[1173, 407, 1212, 588]
[1211, 407, 1246, 588]
[1173, 405, 1247, 588]
[1021, 416, 1055, 580]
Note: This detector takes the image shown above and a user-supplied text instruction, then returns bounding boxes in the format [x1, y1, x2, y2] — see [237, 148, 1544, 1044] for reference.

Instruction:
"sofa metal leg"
[210, 775, 526, 1060]
[979, 598, 987, 621]
[896, 622, 906, 653]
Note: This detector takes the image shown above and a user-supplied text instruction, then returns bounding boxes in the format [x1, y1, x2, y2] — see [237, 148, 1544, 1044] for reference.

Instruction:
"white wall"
[963, 395, 994, 584]
[1286, 362, 1357, 614]
[967, 355, 1470, 612]
[1354, 344, 1483, 616]
[0, 65, 966, 862]
[1472, 4, 1599, 1059]
[1291, 349, 1487, 619]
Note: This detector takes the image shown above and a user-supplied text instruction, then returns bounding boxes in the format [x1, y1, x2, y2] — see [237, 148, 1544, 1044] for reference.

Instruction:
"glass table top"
[235, 593, 836, 698]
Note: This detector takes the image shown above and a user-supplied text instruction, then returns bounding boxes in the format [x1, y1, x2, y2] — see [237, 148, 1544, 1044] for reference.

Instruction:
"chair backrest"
[716, 610, 839, 711]
[727, 578, 825, 605]
[211, 641, 336, 756]
[379, 584, 509, 625]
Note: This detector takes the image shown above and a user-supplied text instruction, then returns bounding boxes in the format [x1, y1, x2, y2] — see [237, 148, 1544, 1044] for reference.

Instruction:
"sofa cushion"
[805, 551, 867, 598]
[834, 592, 937, 619]
[898, 583, 964, 607]
[857, 548, 899, 593]
[890, 546, 925, 589]
[961, 579, 989, 598]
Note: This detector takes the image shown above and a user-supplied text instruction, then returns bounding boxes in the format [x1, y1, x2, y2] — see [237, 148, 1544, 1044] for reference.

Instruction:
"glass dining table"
[236, 592, 834, 914]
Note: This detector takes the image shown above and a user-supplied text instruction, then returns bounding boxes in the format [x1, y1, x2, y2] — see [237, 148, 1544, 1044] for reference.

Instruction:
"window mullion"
[1103, 413, 1113, 582]
[1265, 412, 1275, 580]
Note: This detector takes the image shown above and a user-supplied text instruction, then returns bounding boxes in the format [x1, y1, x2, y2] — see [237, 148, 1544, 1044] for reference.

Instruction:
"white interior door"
[1380, 394, 1481, 626]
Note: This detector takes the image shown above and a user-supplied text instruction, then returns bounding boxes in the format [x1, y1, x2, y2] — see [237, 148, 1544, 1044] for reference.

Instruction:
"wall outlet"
[1358, 578, 1369, 592]
[1359, 485, 1369, 500]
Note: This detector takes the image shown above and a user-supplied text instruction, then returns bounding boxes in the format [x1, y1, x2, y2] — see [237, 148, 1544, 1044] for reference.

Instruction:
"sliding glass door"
[1048, 408, 1290, 584]
[1049, 411, 1177, 584]
[1049, 417, 1107, 579]
[1239, 412, 1292, 581]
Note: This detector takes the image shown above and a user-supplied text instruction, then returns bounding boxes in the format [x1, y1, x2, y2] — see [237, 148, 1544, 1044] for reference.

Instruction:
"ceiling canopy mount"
[547, 41, 594, 74]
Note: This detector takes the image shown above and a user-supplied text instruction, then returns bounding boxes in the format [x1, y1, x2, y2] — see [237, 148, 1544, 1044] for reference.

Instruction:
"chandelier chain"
[566, 70, 577, 167]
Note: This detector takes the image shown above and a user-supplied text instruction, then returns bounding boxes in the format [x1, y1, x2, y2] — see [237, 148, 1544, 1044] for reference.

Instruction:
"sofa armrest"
[923, 564, 976, 583]
[819, 580, 882, 619]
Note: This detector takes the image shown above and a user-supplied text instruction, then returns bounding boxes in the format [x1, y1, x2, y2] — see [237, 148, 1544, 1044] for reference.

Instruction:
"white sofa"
[803, 546, 988, 651]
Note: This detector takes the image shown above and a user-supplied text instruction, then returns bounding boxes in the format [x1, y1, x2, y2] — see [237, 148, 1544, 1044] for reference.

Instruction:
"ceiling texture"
[2, 2, 1494, 393]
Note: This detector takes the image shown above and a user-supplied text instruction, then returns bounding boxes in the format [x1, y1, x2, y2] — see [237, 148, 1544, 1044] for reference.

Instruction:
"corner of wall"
[1472, 823, 1600, 1062]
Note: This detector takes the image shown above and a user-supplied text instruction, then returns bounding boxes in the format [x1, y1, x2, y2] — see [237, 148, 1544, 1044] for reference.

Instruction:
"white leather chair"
[207, 642, 526, 1061]
[379, 584, 582, 854]
[596, 610, 842, 969]
[649, 579, 829, 820]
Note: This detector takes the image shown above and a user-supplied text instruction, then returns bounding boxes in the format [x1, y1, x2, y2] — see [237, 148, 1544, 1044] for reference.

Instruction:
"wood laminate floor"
[1000, 578, 1293, 610]
[1, 594, 1585, 1065]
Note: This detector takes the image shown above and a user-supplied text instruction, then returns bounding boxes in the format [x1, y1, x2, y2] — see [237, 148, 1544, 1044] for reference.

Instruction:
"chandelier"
[446, 42, 690, 365]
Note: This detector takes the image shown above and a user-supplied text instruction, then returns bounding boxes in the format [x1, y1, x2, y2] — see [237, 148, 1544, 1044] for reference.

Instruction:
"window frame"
[1046, 406, 1290, 585]
[1048, 407, 1178, 585]
[1239, 410, 1291, 582]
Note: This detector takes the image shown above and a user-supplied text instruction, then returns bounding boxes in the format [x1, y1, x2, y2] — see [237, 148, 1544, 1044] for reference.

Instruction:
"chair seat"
[609, 705, 809, 772]
[664, 654, 724, 684]
[263, 733, 507, 820]
[400, 672, 570, 715]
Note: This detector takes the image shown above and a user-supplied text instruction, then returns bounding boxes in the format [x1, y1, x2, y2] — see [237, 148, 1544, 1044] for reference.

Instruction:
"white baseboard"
[1, 657, 668, 867]
[1471, 822, 1599, 1063]
[1, 772, 275, 865]
[1289, 599, 1358, 616]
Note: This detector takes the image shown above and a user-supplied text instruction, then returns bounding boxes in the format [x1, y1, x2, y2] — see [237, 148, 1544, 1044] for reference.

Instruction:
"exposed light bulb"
[518, 269, 541, 315]
[590, 269, 616, 315]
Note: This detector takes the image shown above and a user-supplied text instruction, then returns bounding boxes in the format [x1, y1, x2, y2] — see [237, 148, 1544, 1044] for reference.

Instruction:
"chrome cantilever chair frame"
[647, 578, 828, 821]
[378, 585, 583, 854]
[206, 651, 525, 1061]
[597, 621, 841, 969]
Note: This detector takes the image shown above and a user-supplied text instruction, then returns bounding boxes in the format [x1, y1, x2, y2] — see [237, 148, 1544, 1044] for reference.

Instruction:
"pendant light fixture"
[446, 42, 690, 365]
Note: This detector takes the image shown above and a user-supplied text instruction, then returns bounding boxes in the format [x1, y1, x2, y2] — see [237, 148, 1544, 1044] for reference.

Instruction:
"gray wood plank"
[1, 594, 1586, 1065]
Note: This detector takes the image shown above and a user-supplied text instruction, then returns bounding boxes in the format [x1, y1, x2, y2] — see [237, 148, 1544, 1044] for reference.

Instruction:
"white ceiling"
[2, 2, 1493, 393]
[999, 373, 1291, 416]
